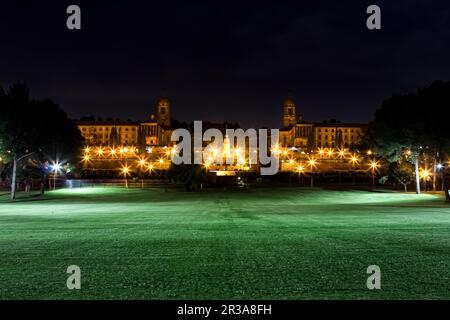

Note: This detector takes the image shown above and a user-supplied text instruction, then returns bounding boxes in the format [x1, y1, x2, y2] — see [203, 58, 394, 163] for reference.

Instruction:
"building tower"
[283, 97, 297, 128]
[156, 97, 171, 128]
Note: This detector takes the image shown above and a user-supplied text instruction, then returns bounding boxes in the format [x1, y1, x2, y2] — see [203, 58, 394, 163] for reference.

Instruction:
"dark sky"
[1, 1, 449, 128]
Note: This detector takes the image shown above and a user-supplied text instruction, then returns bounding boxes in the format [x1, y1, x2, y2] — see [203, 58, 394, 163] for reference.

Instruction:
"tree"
[166, 164, 207, 191]
[369, 81, 450, 197]
[0, 82, 83, 199]
[386, 161, 414, 192]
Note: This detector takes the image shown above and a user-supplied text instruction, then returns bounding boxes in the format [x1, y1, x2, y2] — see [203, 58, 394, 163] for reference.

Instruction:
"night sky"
[1, 1, 449, 128]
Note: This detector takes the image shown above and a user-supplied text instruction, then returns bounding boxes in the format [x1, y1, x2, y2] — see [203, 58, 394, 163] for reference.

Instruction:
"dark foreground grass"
[0, 187, 449, 299]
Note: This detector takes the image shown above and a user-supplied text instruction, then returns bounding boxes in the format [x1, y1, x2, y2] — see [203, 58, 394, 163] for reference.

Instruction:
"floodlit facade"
[76, 96, 368, 174]
[279, 97, 367, 150]
[77, 97, 173, 147]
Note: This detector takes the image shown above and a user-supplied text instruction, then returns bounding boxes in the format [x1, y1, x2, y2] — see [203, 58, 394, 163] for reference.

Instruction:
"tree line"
[0, 82, 83, 199]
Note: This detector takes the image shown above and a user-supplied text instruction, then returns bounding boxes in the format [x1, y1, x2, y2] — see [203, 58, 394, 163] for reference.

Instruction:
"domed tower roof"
[158, 97, 170, 106]
[284, 97, 296, 106]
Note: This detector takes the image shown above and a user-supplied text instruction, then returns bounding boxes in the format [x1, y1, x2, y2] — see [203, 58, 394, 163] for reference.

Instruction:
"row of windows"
[318, 134, 358, 139]
[80, 127, 137, 132]
[82, 133, 136, 140]
[317, 128, 359, 133]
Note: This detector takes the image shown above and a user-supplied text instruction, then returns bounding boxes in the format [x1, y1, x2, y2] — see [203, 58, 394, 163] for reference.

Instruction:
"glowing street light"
[50, 161, 62, 173]
[137, 157, 147, 169]
[50, 161, 62, 190]
[369, 160, 380, 187]
[308, 157, 317, 188]
[420, 168, 431, 181]
[327, 148, 334, 157]
[308, 158, 317, 169]
[349, 154, 359, 166]
[96, 147, 104, 156]
[120, 164, 131, 188]
[318, 148, 325, 157]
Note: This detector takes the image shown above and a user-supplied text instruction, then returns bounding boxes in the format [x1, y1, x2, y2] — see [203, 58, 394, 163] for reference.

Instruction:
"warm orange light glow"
[369, 160, 380, 171]
[308, 157, 317, 168]
[96, 148, 104, 156]
[318, 148, 325, 155]
[297, 165, 305, 173]
[349, 154, 359, 165]
[84, 147, 90, 154]
[121, 164, 131, 176]
[420, 168, 431, 180]
[82, 154, 90, 161]
[327, 149, 334, 157]
[137, 157, 147, 167]
[367, 150, 373, 155]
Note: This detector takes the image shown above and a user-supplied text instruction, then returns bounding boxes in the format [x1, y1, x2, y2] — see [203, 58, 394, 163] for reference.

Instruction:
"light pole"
[297, 164, 304, 185]
[121, 164, 130, 188]
[50, 161, 62, 190]
[369, 160, 379, 187]
[308, 158, 317, 188]
[437, 163, 444, 191]
[349, 154, 359, 185]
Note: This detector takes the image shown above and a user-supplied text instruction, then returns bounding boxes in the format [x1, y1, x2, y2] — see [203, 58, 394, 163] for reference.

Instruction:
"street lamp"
[369, 160, 380, 187]
[308, 157, 317, 188]
[121, 164, 131, 188]
[349, 154, 359, 185]
[50, 161, 62, 190]
[297, 164, 304, 184]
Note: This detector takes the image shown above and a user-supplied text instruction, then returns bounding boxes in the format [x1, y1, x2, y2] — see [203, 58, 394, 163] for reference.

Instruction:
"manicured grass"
[0, 187, 449, 299]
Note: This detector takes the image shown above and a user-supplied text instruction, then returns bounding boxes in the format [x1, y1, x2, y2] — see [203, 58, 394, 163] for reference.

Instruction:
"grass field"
[0, 186, 449, 299]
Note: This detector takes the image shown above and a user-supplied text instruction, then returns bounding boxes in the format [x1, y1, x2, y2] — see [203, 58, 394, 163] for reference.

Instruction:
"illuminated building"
[77, 97, 173, 147]
[279, 97, 367, 149]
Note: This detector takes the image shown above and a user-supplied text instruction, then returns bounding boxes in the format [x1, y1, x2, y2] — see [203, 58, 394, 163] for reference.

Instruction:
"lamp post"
[297, 164, 304, 185]
[349, 154, 359, 185]
[50, 161, 62, 190]
[121, 164, 130, 188]
[308, 158, 317, 188]
[369, 160, 379, 187]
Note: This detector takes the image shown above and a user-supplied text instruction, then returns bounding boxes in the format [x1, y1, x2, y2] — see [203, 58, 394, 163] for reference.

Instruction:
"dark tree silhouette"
[0, 82, 83, 199]
[369, 81, 450, 198]
[166, 164, 207, 191]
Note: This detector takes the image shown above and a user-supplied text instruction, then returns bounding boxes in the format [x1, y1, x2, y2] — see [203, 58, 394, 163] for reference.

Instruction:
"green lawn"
[0, 187, 449, 299]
